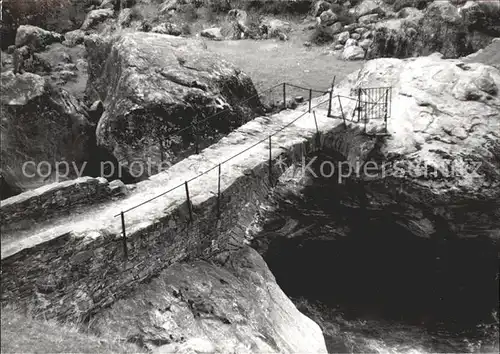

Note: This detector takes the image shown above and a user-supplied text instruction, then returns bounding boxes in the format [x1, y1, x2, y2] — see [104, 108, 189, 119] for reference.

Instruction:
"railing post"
[338, 96, 346, 127]
[185, 181, 193, 223]
[327, 76, 335, 117]
[283, 83, 286, 110]
[308, 89, 312, 113]
[313, 111, 320, 150]
[120, 211, 128, 260]
[357, 88, 362, 123]
[217, 164, 221, 219]
[268, 136, 273, 187]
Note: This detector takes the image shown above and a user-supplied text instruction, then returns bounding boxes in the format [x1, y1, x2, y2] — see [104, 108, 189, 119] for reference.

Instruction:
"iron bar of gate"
[327, 77, 335, 117]
[120, 211, 128, 260]
[268, 136, 273, 186]
[308, 89, 312, 113]
[283, 83, 286, 109]
[357, 89, 362, 123]
[185, 181, 193, 223]
[217, 163, 221, 219]
[313, 111, 320, 150]
[384, 88, 389, 133]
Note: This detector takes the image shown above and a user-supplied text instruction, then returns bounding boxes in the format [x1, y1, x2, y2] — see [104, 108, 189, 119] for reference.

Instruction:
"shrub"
[330, 4, 356, 25]
[231, 0, 314, 15]
[310, 25, 336, 44]
[182, 3, 199, 22]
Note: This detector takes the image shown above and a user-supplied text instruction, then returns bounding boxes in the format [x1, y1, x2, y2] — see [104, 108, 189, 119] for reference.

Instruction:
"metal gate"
[353, 87, 391, 135]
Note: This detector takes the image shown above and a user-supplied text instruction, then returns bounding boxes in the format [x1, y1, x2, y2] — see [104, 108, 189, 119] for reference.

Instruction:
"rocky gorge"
[1, 0, 499, 353]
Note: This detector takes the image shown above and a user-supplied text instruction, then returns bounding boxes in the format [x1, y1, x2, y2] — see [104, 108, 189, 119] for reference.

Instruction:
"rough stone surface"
[464, 37, 500, 70]
[200, 27, 224, 40]
[331, 54, 500, 239]
[0, 72, 93, 192]
[351, 0, 385, 18]
[0, 96, 349, 326]
[371, 1, 499, 59]
[359, 38, 373, 50]
[338, 31, 350, 44]
[15, 25, 63, 51]
[85, 32, 262, 178]
[151, 23, 182, 36]
[358, 13, 380, 24]
[312, 0, 332, 17]
[0, 177, 111, 233]
[319, 9, 338, 26]
[92, 247, 327, 353]
[342, 45, 366, 60]
[81, 9, 115, 31]
[260, 17, 292, 39]
[63, 30, 86, 47]
[345, 38, 358, 47]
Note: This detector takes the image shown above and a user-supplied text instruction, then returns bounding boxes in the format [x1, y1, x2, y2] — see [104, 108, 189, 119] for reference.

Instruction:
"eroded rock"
[0, 72, 93, 191]
[15, 25, 63, 51]
[91, 247, 328, 353]
[85, 32, 262, 178]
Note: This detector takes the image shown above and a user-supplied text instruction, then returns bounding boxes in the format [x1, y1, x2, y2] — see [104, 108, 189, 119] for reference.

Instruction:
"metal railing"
[115, 93, 335, 258]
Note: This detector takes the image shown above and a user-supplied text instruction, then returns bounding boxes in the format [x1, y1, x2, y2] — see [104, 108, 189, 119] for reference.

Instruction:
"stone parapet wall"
[0, 177, 111, 233]
[0, 105, 369, 322]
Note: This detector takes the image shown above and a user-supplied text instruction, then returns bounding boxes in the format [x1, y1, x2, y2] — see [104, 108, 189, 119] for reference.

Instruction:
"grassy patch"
[1, 308, 142, 354]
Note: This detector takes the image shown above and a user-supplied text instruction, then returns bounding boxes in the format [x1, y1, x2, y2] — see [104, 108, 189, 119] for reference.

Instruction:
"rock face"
[0, 72, 94, 192]
[200, 27, 224, 40]
[85, 32, 262, 178]
[335, 54, 500, 239]
[15, 25, 63, 51]
[370, 1, 500, 58]
[260, 17, 292, 39]
[343, 45, 366, 60]
[91, 247, 327, 353]
[81, 9, 115, 31]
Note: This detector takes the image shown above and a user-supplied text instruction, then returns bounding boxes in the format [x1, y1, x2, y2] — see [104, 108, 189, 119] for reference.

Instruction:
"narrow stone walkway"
[1, 92, 361, 260]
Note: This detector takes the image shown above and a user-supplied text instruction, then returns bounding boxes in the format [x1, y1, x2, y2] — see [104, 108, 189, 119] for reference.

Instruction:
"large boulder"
[200, 27, 224, 40]
[464, 37, 500, 71]
[0, 0, 97, 50]
[350, 0, 386, 18]
[319, 9, 338, 26]
[0, 72, 94, 191]
[370, 1, 499, 59]
[91, 247, 328, 353]
[312, 0, 332, 17]
[85, 32, 262, 178]
[81, 9, 115, 31]
[260, 17, 292, 39]
[15, 25, 63, 51]
[333, 54, 500, 239]
[342, 45, 366, 60]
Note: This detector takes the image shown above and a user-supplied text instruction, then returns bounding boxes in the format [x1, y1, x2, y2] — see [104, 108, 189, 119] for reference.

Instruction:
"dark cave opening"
[264, 228, 498, 330]
[259, 152, 499, 333]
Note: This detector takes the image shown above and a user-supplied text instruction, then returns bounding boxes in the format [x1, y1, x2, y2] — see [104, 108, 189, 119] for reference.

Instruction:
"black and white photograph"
[0, 0, 499, 353]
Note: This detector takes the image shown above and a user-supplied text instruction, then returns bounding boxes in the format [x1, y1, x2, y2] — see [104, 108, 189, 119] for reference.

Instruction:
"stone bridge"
[0, 88, 380, 321]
